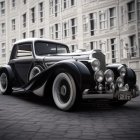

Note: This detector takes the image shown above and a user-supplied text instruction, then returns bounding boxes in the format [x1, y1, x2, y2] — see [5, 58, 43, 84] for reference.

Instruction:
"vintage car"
[0, 38, 139, 111]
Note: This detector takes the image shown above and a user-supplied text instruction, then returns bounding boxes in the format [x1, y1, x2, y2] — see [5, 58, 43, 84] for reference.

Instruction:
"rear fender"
[0, 65, 15, 83]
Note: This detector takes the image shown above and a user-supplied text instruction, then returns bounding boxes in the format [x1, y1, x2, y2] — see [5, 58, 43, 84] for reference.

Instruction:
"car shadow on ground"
[7, 92, 140, 113]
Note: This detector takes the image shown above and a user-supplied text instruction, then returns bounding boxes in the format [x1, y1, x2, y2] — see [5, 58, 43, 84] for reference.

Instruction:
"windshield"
[35, 41, 69, 56]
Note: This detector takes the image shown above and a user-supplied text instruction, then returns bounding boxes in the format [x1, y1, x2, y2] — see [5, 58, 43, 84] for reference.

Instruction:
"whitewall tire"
[0, 72, 11, 95]
[52, 73, 76, 111]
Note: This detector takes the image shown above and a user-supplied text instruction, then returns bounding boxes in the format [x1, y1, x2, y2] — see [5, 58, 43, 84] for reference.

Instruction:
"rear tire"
[0, 71, 12, 95]
[52, 72, 77, 111]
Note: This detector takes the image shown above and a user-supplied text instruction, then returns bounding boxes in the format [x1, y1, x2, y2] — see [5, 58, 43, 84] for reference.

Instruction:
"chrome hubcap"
[0, 73, 8, 93]
[60, 85, 67, 96]
[56, 78, 71, 104]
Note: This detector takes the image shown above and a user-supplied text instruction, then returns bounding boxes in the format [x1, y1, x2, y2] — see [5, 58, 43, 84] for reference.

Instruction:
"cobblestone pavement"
[0, 93, 140, 140]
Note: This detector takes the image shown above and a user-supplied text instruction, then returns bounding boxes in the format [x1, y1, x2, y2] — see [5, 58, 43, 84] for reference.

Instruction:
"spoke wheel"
[52, 73, 76, 111]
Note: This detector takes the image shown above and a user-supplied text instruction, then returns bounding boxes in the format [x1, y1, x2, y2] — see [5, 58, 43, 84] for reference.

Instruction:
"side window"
[16, 44, 33, 59]
[35, 41, 69, 55]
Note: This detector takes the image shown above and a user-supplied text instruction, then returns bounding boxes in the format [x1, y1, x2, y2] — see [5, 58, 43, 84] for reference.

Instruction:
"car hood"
[43, 50, 94, 63]
[41, 49, 105, 70]
[44, 53, 90, 61]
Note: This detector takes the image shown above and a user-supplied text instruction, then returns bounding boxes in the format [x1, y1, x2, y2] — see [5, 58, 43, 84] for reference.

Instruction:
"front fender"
[125, 68, 136, 88]
[106, 63, 136, 87]
[25, 60, 91, 96]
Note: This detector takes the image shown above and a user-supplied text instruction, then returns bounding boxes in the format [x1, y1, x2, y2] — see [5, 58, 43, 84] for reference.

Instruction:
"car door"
[9, 43, 34, 87]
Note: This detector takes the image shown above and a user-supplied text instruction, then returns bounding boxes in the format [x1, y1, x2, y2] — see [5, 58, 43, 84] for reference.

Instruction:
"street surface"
[0, 93, 140, 140]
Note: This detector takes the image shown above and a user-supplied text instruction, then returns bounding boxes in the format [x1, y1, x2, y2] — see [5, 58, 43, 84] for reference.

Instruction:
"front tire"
[52, 73, 77, 111]
[0, 71, 12, 95]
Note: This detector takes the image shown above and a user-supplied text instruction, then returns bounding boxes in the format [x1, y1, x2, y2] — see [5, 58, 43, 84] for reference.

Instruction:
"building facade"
[0, 0, 140, 84]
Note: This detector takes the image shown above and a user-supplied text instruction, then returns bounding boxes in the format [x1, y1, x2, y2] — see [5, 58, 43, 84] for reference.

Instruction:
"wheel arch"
[0, 65, 15, 83]
[44, 60, 91, 97]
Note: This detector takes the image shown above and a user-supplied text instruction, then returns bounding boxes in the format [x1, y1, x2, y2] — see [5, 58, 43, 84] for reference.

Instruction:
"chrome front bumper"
[82, 89, 140, 100]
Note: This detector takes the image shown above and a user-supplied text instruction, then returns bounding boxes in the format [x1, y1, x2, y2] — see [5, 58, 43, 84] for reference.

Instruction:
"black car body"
[0, 38, 139, 111]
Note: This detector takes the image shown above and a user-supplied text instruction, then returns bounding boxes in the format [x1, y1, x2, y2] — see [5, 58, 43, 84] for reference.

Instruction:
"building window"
[89, 13, 97, 36]
[71, 44, 78, 52]
[121, 6, 124, 25]
[54, 0, 59, 17]
[90, 41, 97, 50]
[71, 18, 77, 40]
[39, 2, 44, 22]
[30, 30, 35, 37]
[63, 21, 69, 38]
[110, 38, 117, 63]
[50, 0, 60, 17]
[50, 0, 53, 15]
[31, 7, 35, 23]
[63, 0, 67, 9]
[129, 35, 137, 57]
[99, 40, 106, 53]
[0, 1, 5, 15]
[39, 28, 44, 38]
[99, 11, 107, 30]
[71, 0, 75, 6]
[11, 19, 16, 30]
[109, 7, 116, 28]
[1, 43, 6, 58]
[23, 32, 26, 38]
[50, 26, 54, 39]
[50, 23, 60, 39]
[12, 39, 16, 50]
[71, 45, 75, 52]
[12, 38, 16, 44]
[138, 1, 140, 21]
[22, 13, 26, 28]
[23, 0, 26, 4]
[127, 1, 135, 22]
[1, 23, 5, 34]
[12, 0, 16, 8]
[55, 24, 59, 39]
[63, 0, 75, 9]
[83, 15, 88, 34]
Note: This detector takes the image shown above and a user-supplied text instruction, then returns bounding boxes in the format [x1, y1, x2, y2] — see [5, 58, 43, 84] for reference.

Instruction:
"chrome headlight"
[118, 65, 126, 77]
[104, 69, 114, 83]
[89, 58, 100, 71]
[94, 70, 104, 83]
[116, 76, 124, 88]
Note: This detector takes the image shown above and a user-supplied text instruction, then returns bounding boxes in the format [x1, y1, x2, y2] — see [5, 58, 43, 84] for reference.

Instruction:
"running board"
[12, 87, 25, 93]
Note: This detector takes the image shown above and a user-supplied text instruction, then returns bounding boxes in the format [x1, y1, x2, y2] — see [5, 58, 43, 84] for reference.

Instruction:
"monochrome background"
[0, 0, 140, 85]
